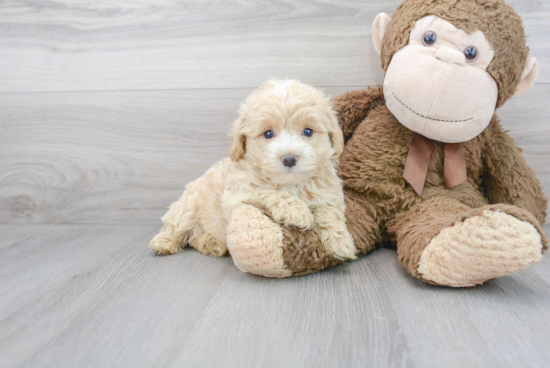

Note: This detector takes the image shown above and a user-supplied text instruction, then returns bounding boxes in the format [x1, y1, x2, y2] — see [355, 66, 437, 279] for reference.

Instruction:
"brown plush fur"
[381, 0, 528, 108]
[227, 0, 548, 283]
[248, 84, 549, 278]
[255, 206, 344, 276]
[389, 200, 548, 284]
[326, 0, 548, 285]
[334, 87, 548, 282]
[282, 229, 344, 277]
[332, 87, 386, 142]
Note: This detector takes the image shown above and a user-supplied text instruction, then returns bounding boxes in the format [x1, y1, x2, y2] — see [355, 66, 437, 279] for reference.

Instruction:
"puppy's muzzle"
[282, 154, 298, 168]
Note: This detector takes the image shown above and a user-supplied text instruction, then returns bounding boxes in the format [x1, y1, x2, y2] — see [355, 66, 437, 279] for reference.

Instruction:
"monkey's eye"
[303, 128, 313, 137]
[422, 31, 437, 46]
[264, 130, 274, 139]
[464, 46, 478, 61]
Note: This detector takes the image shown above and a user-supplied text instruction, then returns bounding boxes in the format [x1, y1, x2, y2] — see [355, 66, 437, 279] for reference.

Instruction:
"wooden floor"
[1, 1, 550, 367]
[2, 224, 550, 368]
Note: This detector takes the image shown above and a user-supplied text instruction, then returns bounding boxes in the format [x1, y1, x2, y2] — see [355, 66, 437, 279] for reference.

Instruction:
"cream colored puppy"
[149, 80, 356, 261]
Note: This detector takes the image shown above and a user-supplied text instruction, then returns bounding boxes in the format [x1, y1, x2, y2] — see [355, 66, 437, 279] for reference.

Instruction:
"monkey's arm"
[482, 118, 548, 225]
[331, 87, 385, 141]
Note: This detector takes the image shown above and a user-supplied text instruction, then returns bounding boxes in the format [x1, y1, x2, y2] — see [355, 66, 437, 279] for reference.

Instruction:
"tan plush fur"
[227, 203, 344, 277]
[380, 0, 529, 108]
[227, 204, 292, 278]
[334, 87, 548, 286]
[149, 80, 356, 263]
[418, 210, 543, 287]
[311, 0, 547, 286]
[382, 15, 501, 143]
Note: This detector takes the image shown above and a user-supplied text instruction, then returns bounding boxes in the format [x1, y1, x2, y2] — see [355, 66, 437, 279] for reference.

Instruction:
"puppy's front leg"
[245, 190, 314, 229]
[313, 205, 357, 260]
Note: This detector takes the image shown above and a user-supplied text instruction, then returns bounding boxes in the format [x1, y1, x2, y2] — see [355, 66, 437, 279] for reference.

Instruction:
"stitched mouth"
[392, 93, 473, 123]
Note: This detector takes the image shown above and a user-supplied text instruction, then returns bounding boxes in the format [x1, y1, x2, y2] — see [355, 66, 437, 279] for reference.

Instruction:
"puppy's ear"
[229, 116, 246, 162]
[328, 112, 344, 157]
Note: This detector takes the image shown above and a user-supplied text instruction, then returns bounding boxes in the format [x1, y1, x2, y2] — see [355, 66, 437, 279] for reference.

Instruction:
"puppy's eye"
[303, 128, 313, 137]
[264, 130, 274, 139]
[422, 31, 437, 46]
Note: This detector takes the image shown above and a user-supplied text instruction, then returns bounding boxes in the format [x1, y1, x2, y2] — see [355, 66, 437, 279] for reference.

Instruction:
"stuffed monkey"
[228, 0, 548, 286]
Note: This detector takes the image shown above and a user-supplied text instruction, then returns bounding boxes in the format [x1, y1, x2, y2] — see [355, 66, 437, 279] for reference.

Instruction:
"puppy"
[149, 80, 356, 261]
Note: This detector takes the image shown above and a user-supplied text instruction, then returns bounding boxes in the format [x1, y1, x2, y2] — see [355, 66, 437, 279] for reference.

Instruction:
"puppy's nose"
[282, 154, 297, 168]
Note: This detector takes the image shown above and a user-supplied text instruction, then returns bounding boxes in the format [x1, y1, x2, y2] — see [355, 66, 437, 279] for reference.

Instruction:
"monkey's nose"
[435, 46, 465, 66]
[282, 154, 297, 168]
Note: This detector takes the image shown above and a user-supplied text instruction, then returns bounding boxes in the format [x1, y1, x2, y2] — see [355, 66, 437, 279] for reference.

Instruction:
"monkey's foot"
[418, 210, 543, 287]
[227, 204, 292, 277]
[227, 204, 345, 278]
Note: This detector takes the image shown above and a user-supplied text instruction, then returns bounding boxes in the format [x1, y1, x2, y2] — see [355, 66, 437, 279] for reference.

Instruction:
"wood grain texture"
[2, 1, 550, 367]
[0, 88, 244, 224]
[0, 0, 548, 93]
[1, 223, 549, 368]
[1, 85, 549, 224]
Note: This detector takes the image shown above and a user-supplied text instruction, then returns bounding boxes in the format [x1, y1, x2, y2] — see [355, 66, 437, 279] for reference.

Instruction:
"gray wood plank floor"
[1, 224, 550, 368]
[1, 0, 550, 367]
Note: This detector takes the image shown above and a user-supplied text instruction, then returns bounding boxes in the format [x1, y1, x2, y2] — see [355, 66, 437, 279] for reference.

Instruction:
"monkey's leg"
[226, 204, 343, 277]
[388, 198, 547, 287]
[344, 190, 384, 256]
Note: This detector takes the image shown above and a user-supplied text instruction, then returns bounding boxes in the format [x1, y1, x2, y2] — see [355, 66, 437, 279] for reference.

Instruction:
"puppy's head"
[229, 80, 343, 185]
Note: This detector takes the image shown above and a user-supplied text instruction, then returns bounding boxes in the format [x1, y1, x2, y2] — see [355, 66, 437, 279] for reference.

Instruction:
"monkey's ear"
[512, 57, 538, 99]
[229, 117, 246, 162]
[372, 13, 392, 57]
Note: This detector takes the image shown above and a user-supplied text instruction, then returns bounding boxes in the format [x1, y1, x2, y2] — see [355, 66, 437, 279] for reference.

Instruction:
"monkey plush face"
[372, 0, 539, 143]
[383, 16, 497, 143]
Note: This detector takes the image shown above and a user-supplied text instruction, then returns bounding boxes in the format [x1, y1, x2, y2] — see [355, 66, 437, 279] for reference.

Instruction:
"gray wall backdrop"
[1, 0, 548, 224]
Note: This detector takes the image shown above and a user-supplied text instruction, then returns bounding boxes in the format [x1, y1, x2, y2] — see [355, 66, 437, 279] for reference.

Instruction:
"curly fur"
[149, 80, 356, 261]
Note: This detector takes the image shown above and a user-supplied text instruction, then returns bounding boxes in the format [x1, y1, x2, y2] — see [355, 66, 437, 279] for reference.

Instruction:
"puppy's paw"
[284, 211, 315, 229]
[204, 240, 228, 257]
[149, 233, 182, 255]
[190, 234, 228, 257]
[323, 233, 357, 261]
[275, 201, 314, 229]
